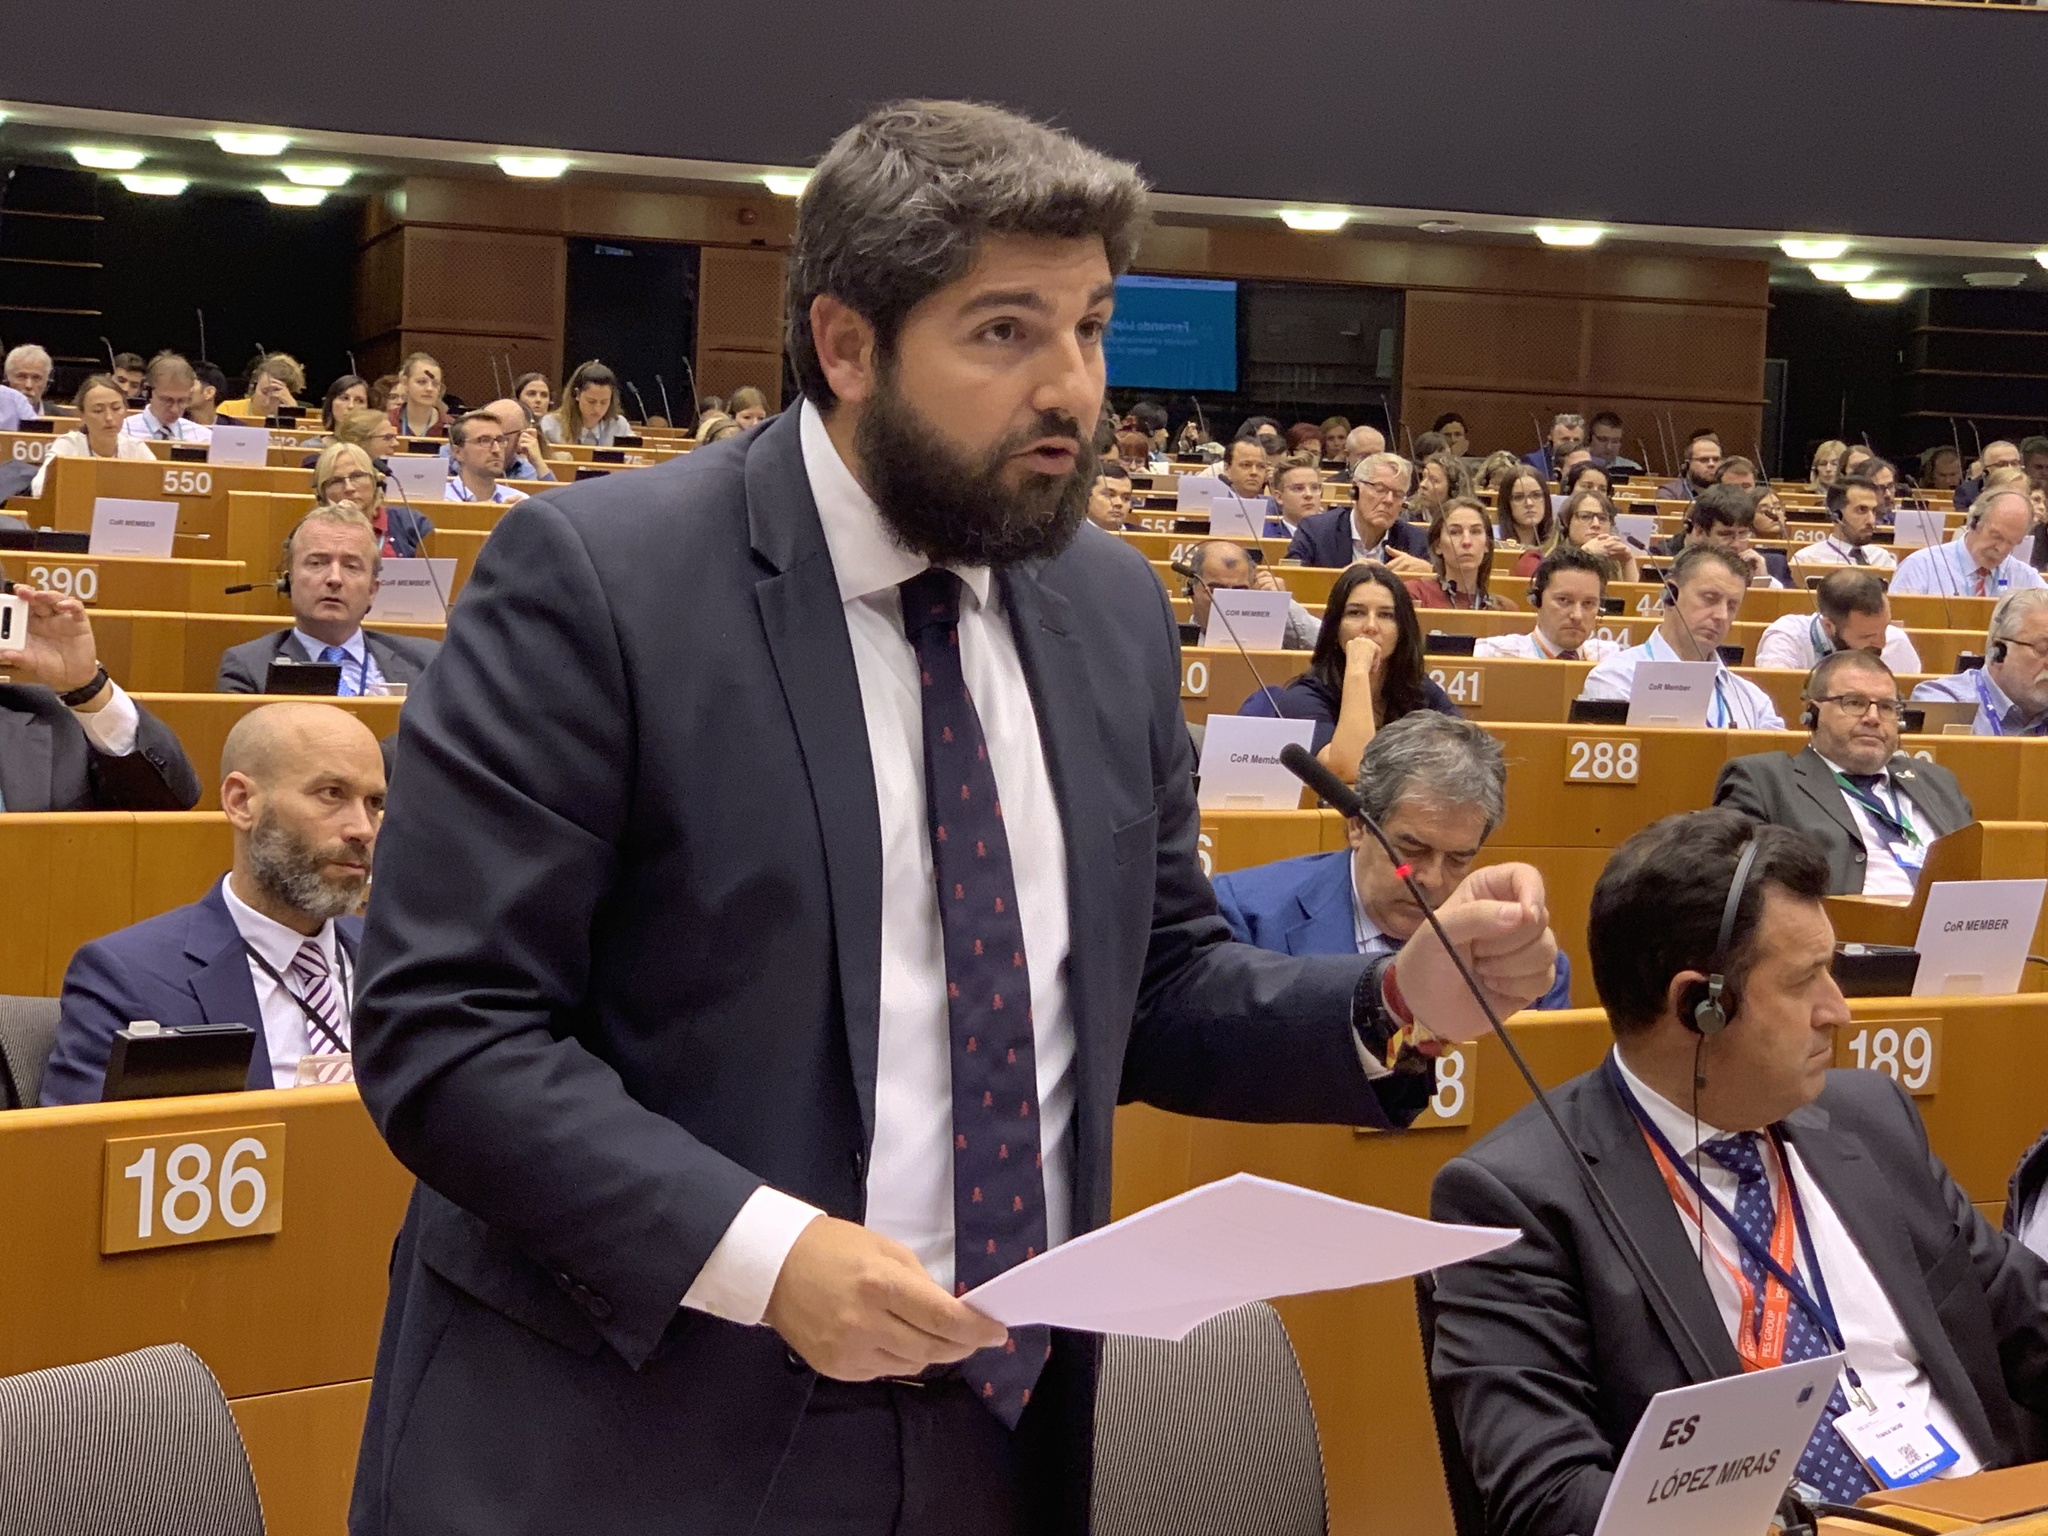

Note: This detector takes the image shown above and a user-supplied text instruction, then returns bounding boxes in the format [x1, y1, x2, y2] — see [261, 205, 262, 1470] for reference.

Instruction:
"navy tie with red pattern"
[898, 567, 1051, 1429]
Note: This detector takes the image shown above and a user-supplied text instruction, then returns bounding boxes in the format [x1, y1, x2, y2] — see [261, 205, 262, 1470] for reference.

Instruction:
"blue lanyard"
[1649, 634, 1736, 727]
[1606, 1058, 1853, 1364]
[1972, 669, 2007, 737]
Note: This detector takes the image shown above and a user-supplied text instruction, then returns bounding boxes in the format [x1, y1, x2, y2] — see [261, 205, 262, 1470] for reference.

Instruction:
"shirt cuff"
[77, 682, 139, 756]
[680, 1185, 825, 1326]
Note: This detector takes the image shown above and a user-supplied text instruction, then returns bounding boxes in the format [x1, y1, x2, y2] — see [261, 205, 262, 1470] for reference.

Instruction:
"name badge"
[1830, 1400, 1960, 1488]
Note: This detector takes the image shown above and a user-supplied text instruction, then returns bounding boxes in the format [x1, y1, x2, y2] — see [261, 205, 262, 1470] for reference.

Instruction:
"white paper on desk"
[1625, 659, 1715, 727]
[1891, 507, 1946, 549]
[88, 496, 177, 558]
[206, 422, 269, 466]
[1206, 492, 1266, 539]
[366, 558, 455, 624]
[1202, 587, 1289, 650]
[1175, 474, 1219, 512]
[1195, 715, 1314, 809]
[1614, 513, 1658, 553]
[961, 1172, 1519, 1340]
[385, 454, 445, 504]
[1911, 879, 2047, 996]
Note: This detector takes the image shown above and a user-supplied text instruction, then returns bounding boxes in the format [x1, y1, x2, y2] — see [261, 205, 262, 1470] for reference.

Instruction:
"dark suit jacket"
[41, 880, 362, 1104]
[1713, 744, 1974, 894]
[1430, 1065, 2048, 1536]
[0, 685, 199, 812]
[1212, 849, 1574, 1009]
[1284, 506, 1429, 568]
[214, 628, 442, 694]
[346, 408, 1429, 1535]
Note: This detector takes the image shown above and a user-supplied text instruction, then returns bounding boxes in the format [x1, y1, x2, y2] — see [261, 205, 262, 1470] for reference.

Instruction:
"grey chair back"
[0, 994, 58, 1108]
[1415, 1272, 1488, 1536]
[0, 1343, 265, 1535]
[1091, 1301, 1326, 1536]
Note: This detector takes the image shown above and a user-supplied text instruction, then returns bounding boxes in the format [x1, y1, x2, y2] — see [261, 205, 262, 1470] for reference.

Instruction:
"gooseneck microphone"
[1170, 556, 1282, 713]
[1277, 742, 1723, 1382]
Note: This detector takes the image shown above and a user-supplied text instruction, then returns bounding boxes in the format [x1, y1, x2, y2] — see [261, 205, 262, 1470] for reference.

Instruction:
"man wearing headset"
[1753, 568, 1922, 675]
[1714, 651, 1973, 896]
[1183, 538, 1319, 650]
[1889, 487, 2044, 599]
[1910, 588, 2048, 736]
[1427, 810, 2048, 1536]
[1475, 545, 1623, 662]
[214, 506, 441, 695]
[1580, 544, 1785, 728]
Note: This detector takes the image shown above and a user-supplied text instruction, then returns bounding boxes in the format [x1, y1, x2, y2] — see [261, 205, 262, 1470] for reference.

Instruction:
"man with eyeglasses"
[1715, 651, 1972, 897]
[1286, 450, 1432, 574]
[1910, 588, 2048, 736]
[117, 352, 213, 444]
[1891, 489, 2044, 600]
[445, 411, 530, 505]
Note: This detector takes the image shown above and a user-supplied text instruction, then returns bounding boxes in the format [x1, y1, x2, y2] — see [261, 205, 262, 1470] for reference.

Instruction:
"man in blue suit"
[1215, 712, 1574, 1009]
[40, 702, 385, 1104]
[1285, 450, 1433, 572]
[344, 102, 1561, 1536]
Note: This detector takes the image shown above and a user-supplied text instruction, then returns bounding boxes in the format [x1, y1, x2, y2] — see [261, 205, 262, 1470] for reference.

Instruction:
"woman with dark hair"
[513, 372, 553, 425]
[1561, 459, 1610, 499]
[1496, 466, 1554, 555]
[320, 374, 369, 436]
[1430, 411, 1470, 458]
[1514, 486, 1640, 582]
[1407, 498, 1507, 611]
[1237, 562, 1460, 780]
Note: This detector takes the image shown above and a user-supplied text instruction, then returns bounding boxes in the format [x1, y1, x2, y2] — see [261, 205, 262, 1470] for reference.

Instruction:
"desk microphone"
[1276, 740, 1724, 1382]
[379, 465, 455, 620]
[1170, 556, 1282, 714]
[654, 374, 676, 427]
[223, 582, 256, 595]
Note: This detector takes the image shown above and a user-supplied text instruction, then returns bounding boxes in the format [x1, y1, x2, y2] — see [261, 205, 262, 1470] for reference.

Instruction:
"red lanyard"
[1639, 1128, 1797, 1372]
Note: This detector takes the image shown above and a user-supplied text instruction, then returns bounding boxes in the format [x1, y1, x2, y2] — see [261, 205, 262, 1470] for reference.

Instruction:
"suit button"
[851, 1148, 867, 1179]
[1854, 852, 1866, 861]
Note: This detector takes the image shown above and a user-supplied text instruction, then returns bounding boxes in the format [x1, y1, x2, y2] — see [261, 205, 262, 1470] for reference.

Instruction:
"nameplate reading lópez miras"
[961, 1172, 1516, 1341]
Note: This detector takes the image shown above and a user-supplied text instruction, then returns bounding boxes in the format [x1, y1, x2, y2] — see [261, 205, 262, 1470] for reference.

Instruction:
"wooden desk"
[36, 454, 317, 561]
[133, 695, 405, 808]
[221, 493, 483, 620]
[1111, 993, 2048, 1536]
[0, 550, 246, 613]
[90, 610, 443, 693]
[0, 1087, 412, 1536]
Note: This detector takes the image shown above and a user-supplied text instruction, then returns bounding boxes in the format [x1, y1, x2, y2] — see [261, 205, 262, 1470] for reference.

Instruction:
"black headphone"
[1992, 640, 2010, 665]
[273, 534, 295, 597]
[1680, 837, 1761, 1037]
[1661, 579, 1679, 607]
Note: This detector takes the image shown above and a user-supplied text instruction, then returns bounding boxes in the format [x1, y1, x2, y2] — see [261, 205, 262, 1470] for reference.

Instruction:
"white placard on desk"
[1202, 588, 1290, 651]
[1891, 507, 1946, 550]
[1614, 513, 1658, 553]
[1206, 493, 1267, 539]
[384, 455, 445, 505]
[1591, 1354, 1842, 1536]
[1175, 475, 1219, 513]
[206, 422, 270, 467]
[88, 497, 177, 558]
[1624, 659, 1716, 727]
[1911, 879, 2048, 996]
[1196, 715, 1314, 810]
[366, 558, 456, 624]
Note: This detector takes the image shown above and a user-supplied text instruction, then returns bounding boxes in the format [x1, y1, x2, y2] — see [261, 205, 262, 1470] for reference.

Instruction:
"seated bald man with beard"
[40, 702, 385, 1104]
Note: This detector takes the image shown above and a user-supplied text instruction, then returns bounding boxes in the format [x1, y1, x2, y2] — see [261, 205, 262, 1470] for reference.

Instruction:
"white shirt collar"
[1612, 1046, 1733, 1162]
[1346, 855, 1395, 954]
[220, 873, 339, 973]
[798, 399, 992, 610]
[294, 627, 366, 662]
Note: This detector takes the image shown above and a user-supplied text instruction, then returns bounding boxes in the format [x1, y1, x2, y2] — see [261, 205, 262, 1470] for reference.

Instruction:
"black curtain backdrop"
[3, 0, 2044, 248]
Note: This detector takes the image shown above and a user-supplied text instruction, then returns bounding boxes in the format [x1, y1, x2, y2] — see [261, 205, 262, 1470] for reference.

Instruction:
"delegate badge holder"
[1830, 1398, 1961, 1489]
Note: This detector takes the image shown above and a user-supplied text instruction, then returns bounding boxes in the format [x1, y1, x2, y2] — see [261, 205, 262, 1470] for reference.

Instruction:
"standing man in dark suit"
[1285, 451, 1433, 572]
[1715, 650, 1973, 897]
[0, 583, 199, 811]
[346, 100, 1560, 1536]
[1428, 811, 2048, 1536]
[40, 702, 382, 1104]
[216, 506, 441, 695]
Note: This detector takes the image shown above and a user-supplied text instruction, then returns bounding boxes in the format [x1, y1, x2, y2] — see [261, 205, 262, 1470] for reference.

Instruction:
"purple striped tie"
[286, 940, 349, 1056]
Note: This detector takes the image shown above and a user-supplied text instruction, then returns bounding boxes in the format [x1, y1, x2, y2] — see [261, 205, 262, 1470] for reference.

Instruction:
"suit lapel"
[182, 886, 271, 1090]
[1288, 852, 1356, 957]
[746, 417, 886, 1148]
[1888, 754, 1965, 839]
[1792, 746, 1861, 842]
[0, 693, 54, 812]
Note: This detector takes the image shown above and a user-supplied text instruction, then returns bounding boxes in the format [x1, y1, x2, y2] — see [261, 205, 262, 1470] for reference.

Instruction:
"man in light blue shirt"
[1889, 489, 2043, 599]
[117, 353, 213, 444]
[1910, 588, 2048, 735]
[0, 382, 38, 431]
[1582, 544, 1785, 729]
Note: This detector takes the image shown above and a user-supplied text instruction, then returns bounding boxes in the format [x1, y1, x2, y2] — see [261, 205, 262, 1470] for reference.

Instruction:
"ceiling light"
[1780, 238, 1850, 261]
[1418, 220, 1463, 234]
[2035, 253, 2048, 270]
[1964, 271, 2027, 289]
[1847, 282, 1909, 302]
[1278, 209, 1350, 233]
[260, 183, 328, 207]
[280, 164, 353, 188]
[71, 146, 145, 171]
[117, 174, 189, 197]
[760, 173, 810, 197]
[1810, 262, 1875, 282]
[496, 155, 568, 179]
[1533, 225, 1603, 247]
[214, 131, 290, 156]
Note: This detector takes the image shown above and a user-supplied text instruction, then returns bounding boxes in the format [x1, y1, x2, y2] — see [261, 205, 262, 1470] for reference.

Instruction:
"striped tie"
[1974, 567, 1990, 598]
[287, 939, 349, 1056]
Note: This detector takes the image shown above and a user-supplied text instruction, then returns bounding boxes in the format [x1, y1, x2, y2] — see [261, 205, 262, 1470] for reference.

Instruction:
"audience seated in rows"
[443, 411, 530, 504]
[1288, 452, 1430, 572]
[1754, 567, 1923, 674]
[1582, 544, 1786, 728]
[432, 398, 556, 482]
[387, 352, 451, 439]
[40, 702, 384, 1105]
[1890, 486, 2044, 598]
[1716, 650, 1973, 897]
[1214, 712, 1571, 1005]
[1522, 413, 1583, 481]
[1790, 474, 1895, 570]
[1183, 539, 1319, 650]
[118, 352, 212, 443]
[1476, 546, 1622, 662]
[1910, 588, 2048, 735]
[27, 374, 156, 495]
[542, 360, 633, 447]
[313, 441, 435, 560]
[1239, 561, 1461, 780]
[0, 584, 200, 811]
[1655, 484, 1790, 588]
[1406, 497, 1507, 611]
[216, 505, 443, 696]
[1524, 487, 1641, 584]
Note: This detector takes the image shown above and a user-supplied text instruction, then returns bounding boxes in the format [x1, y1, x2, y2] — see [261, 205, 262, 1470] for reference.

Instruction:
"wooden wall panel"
[1587, 301, 1767, 401]
[400, 227, 565, 337]
[395, 332, 560, 408]
[1403, 291, 1586, 393]
[696, 246, 787, 410]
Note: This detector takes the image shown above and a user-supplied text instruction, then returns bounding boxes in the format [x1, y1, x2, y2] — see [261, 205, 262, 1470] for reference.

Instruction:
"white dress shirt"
[26, 431, 157, 496]
[1791, 535, 1897, 571]
[1612, 1050, 1981, 1477]
[291, 628, 385, 697]
[1753, 614, 1923, 676]
[0, 385, 34, 432]
[1813, 751, 1921, 898]
[444, 475, 525, 504]
[680, 400, 1078, 1323]
[1474, 629, 1622, 662]
[1581, 632, 1785, 729]
[119, 410, 212, 444]
[1889, 536, 2044, 598]
[219, 874, 351, 1089]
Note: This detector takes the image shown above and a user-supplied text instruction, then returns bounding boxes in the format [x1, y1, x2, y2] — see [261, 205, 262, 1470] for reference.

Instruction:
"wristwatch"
[57, 662, 110, 708]
[1353, 954, 1443, 1080]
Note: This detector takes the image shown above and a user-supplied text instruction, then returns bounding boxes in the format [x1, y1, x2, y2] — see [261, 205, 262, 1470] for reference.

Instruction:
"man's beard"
[248, 810, 371, 922]
[855, 367, 1093, 570]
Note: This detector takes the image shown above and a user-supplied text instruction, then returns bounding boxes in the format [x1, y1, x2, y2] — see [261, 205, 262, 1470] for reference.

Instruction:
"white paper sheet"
[962, 1172, 1519, 1340]
[1625, 659, 1715, 727]
[1912, 879, 2048, 996]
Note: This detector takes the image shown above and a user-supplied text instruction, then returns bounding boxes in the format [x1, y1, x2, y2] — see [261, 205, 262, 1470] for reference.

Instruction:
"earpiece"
[1992, 640, 2010, 665]
[1662, 580, 1679, 607]
[274, 536, 294, 598]
[1683, 837, 1761, 1038]
[1800, 701, 1819, 730]
[1527, 580, 1542, 609]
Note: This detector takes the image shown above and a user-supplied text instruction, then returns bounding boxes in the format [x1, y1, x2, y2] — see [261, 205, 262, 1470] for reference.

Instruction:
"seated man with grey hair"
[1212, 712, 1573, 1008]
[4, 343, 54, 417]
[1910, 587, 2048, 735]
[1340, 423, 1386, 472]
[1286, 449, 1432, 573]
[1522, 412, 1585, 480]
[1183, 538, 1320, 650]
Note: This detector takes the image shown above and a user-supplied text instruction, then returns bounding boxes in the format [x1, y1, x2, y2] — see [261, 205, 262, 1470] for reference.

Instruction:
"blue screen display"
[1105, 276, 1238, 392]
